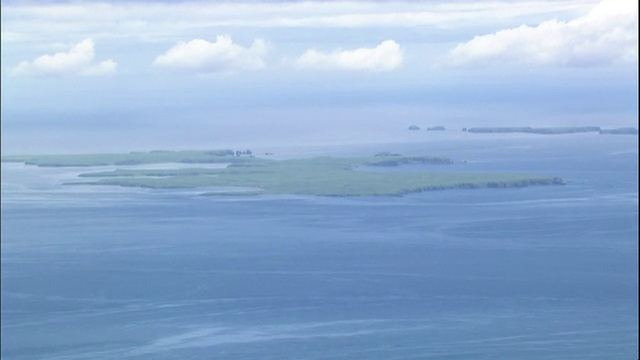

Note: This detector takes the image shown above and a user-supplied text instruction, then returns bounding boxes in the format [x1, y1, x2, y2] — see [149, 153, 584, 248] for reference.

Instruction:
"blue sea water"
[1, 133, 638, 359]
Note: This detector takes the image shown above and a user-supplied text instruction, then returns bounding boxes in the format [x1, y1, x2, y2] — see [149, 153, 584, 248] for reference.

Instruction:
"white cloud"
[293, 40, 403, 71]
[153, 36, 267, 73]
[444, 0, 638, 67]
[10, 39, 117, 77]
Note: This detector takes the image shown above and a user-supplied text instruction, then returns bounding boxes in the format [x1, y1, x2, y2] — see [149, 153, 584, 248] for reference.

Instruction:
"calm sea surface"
[1, 134, 638, 359]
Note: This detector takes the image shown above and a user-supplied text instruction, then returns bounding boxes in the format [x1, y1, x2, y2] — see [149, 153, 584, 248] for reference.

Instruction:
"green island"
[2, 150, 565, 196]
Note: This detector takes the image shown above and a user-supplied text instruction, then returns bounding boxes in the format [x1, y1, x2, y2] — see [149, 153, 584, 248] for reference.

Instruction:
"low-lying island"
[2, 150, 565, 196]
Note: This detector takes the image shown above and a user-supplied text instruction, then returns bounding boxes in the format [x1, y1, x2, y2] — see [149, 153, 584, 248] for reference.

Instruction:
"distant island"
[599, 127, 638, 135]
[407, 125, 446, 131]
[2, 150, 565, 197]
[462, 126, 638, 135]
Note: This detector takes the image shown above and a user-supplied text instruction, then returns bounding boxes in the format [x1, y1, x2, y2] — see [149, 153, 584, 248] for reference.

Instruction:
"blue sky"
[1, 0, 638, 153]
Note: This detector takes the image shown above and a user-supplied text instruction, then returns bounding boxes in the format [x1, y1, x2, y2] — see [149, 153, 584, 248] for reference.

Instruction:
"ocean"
[1, 133, 638, 359]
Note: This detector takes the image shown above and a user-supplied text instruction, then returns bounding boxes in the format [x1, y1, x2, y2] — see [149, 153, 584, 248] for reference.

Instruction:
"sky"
[1, 0, 638, 154]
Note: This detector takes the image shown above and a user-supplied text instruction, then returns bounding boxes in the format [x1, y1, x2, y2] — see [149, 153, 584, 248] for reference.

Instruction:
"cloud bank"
[445, 0, 638, 67]
[153, 36, 267, 74]
[294, 40, 403, 71]
[10, 39, 117, 77]
[1, 1, 594, 41]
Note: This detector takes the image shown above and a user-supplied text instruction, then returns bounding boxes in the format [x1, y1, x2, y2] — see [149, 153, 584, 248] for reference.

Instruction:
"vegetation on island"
[365, 156, 454, 166]
[1, 150, 252, 167]
[2, 150, 565, 197]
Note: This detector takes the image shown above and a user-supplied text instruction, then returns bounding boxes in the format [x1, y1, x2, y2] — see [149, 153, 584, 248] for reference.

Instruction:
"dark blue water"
[1, 134, 638, 359]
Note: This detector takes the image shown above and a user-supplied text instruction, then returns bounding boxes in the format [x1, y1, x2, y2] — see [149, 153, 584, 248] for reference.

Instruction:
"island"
[461, 126, 638, 135]
[465, 126, 602, 134]
[599, 127, 639, 135]
[427, 126, 446, 131]
[408, 125, 420, 131]
[2, 150, 565, 197]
